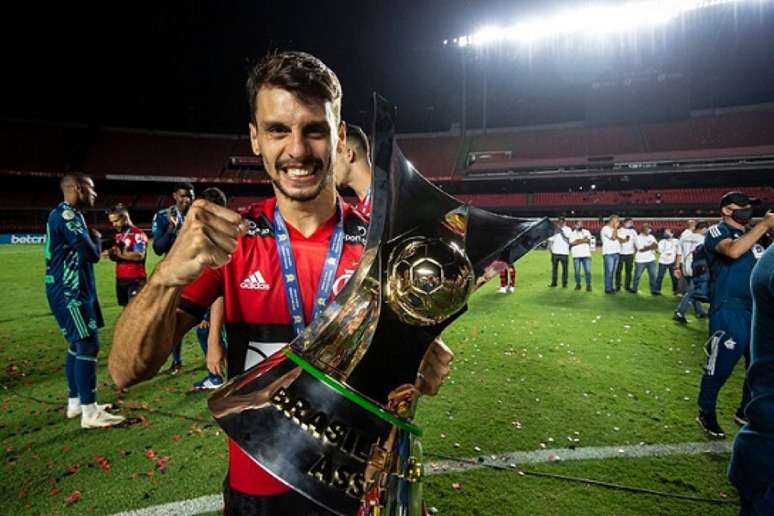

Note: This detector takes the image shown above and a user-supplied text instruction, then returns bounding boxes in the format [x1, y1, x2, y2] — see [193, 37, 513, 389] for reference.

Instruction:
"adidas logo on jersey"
[240, 270, 270, 290]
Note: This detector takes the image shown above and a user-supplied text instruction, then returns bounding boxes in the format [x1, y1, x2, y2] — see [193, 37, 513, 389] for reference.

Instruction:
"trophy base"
[209, 349, 422, 516]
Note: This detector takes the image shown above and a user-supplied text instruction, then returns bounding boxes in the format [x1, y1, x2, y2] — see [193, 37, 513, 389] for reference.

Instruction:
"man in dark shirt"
[151, 182, 194, 374]
[45, 173, 125, 428]
[729, 241, 774, 514]
[697, 192, 773, 438]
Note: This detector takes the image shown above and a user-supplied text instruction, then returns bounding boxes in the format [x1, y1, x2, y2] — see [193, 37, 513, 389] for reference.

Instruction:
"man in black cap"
[696, 192, 774, 438]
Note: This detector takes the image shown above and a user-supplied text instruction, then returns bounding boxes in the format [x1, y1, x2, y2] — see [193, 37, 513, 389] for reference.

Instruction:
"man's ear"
[249, 123, 260, 156]
[337, 121, 347, 156]
[347, 148, 355, 164]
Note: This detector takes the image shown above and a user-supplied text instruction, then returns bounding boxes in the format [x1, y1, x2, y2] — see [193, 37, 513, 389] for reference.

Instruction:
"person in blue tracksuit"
[697, 192, 772, 438]
[45, 173, 125, 428]
[729, 241, 774, 514]
[151, 182, 194, 375]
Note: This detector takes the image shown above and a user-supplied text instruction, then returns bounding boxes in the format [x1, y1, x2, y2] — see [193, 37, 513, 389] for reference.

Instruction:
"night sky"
[2, 1, 773, 135]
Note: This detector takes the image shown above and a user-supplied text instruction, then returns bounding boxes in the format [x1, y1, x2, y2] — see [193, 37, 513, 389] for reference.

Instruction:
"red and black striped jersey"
[179, 197, 367, 497]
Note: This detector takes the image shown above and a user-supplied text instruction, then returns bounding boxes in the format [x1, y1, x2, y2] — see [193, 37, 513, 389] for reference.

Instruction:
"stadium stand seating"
[82, 129, 249, 178]
[396, 134, 462, 179]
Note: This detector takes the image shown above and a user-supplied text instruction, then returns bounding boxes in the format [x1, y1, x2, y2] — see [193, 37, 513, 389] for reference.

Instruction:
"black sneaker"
[734, 409, 749, 427]
[696, 412, 726, 438]
[586, 285, 592, 292]
[673, 312, 688, 324]
[575, 284, 581, 291]
[548, 284, 557, 288]
[165, 362, 182, 376]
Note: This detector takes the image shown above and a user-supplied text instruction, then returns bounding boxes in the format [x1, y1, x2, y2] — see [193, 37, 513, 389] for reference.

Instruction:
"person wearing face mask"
[696, 192, 774, 439]
[570, 221, 593, 291]
[656, 229, 680, 296]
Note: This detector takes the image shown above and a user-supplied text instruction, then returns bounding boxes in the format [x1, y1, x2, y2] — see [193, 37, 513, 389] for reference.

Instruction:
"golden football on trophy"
[385, 237, 475, 326]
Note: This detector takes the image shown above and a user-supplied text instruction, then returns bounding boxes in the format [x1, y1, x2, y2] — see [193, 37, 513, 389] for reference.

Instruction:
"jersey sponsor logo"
[240, 270, 271, 290]
[724, 338, 736, 351]
[343, 225, 368, 245]
[752, 244, 764, 259]
[245, 219, 272, 237]
[61, 209, 75, 221]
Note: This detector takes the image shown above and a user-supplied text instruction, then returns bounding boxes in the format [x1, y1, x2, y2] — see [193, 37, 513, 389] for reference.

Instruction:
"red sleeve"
[179, 266, 224, 320]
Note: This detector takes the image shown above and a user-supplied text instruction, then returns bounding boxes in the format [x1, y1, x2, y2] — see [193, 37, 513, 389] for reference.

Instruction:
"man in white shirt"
[630, 224, 659, 295]
[600, 214, 623, 294]
[677, 219, 697, 294]
[656, 229, 680, 295]
[548, 217, 572, 288]
[674, 221, 710, 323]
[680, 219, 697, 241]
[570, 221, 593, 291]
[615, 217, 637, 292]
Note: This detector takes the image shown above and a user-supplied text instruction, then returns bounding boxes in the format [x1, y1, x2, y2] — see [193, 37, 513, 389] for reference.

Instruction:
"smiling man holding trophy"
[109, 50, 553, 515]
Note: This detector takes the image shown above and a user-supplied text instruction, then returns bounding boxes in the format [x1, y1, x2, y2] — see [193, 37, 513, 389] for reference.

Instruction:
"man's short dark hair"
[624, 217, 633, 223]
[246, 50, 342, 124]
[173, 182, 194, 193]
[346, 124, 370, 161]
[695, 221, 709, 230]
[201, 187, 227, 207]
[60, 172, 90, 189]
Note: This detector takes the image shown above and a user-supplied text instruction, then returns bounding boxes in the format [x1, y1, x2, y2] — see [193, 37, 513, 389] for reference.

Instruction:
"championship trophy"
[209, 95, 555, 515]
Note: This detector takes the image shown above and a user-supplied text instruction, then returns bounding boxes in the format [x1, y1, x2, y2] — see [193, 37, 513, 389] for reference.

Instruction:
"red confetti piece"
[65, 464, 80, 475]
[147, 470, 155, 477]
[18, 489, 28, 498]
[144, 449, 157, 460]
[50, 488, 61, 496]
[172, 434, 182, 442]
[64, 491, 81, 505]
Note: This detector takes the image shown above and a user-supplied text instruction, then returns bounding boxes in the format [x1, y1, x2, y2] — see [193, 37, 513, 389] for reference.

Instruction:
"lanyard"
[274, 202, 344, 337]
[361, 188, 371, 214]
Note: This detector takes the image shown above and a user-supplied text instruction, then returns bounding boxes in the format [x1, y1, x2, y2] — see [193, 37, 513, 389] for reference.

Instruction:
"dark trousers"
[550, 254, 568, 287]
[655, 263, 678, 294]
[698, 305, 752, 416]
[615, 254, 634, 291]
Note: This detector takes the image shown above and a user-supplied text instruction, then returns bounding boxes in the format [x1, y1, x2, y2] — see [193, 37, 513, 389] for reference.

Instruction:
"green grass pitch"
[0, 244, 744, 514]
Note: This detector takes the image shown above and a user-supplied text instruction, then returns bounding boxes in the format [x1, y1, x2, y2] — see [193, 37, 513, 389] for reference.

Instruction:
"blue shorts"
[47, 295, 104, 344]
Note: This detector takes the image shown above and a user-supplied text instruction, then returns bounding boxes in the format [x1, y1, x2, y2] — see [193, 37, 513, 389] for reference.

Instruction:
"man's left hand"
[416, 337, 454, 396]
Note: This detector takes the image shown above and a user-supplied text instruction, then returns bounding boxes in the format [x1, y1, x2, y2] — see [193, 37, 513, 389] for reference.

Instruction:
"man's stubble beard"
[271, 168, 333, 203]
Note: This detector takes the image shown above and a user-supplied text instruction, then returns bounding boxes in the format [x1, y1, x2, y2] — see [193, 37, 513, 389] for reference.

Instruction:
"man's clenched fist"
[155, 199, 245, 287]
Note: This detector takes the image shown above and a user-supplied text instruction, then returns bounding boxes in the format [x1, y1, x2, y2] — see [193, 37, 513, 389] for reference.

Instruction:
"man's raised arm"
[109, 200, 245, 388]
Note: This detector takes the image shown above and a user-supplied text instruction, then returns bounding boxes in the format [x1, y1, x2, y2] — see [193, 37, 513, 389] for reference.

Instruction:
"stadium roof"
[2, 1, 773, 134]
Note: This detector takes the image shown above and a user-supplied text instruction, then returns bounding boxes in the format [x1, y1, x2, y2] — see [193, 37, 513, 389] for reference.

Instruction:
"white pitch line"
[111, 494, 223, 516]
[111, 440, 732, 516]
[425, 440, 732, 475]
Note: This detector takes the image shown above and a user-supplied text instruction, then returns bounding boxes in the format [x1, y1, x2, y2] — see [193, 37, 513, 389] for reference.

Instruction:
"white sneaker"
[67, 402, 112, 419]
[497, 286, 507, 294]
[507, 286, 515, 293]
[81, 405, 125, 429]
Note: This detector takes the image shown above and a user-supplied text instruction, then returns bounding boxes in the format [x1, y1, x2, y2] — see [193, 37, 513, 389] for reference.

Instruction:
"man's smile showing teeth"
[285, 168, 314, 177]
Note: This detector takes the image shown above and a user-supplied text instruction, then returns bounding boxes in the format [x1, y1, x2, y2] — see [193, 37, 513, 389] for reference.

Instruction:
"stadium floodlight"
[448, 0, 768, 47]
